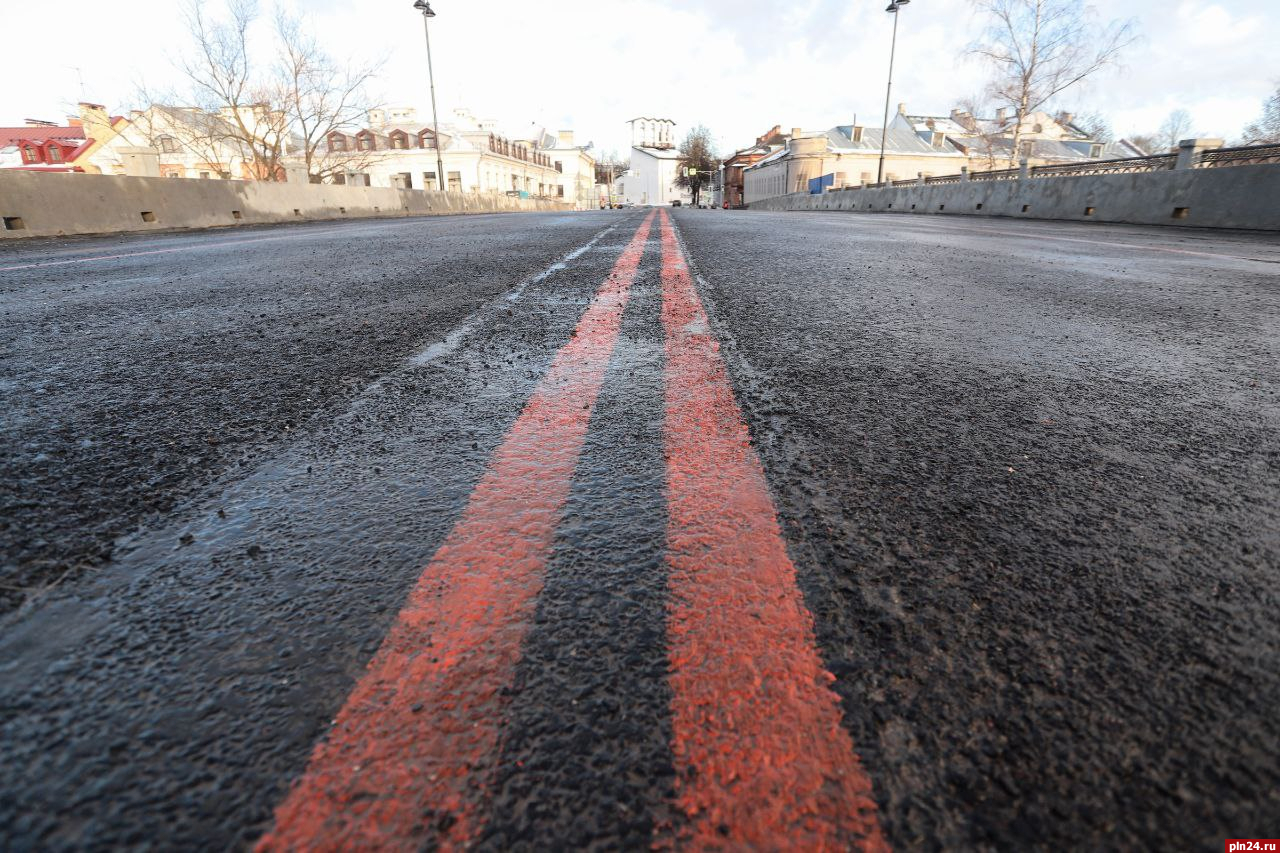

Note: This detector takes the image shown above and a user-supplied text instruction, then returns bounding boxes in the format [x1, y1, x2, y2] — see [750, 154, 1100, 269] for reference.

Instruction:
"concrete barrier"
[748, 163, 1280, 231]
[0, 170, 572, 239]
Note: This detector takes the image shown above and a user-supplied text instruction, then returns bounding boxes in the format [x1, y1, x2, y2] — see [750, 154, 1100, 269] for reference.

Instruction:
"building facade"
[890, 104, 1146, 170]
[86, 105, 280, 180]
[544, 130, 598, 210]
[722, 125, 788, 208]
[320, 108, 570, 198]
[1, 104, 125, 173]
[617, 117, 691, 206]
[743, 124, 970, 204]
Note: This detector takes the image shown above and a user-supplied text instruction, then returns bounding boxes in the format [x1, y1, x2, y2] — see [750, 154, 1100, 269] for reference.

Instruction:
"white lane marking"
[0, 238, 290, 272]
[400, 217, 630, 372]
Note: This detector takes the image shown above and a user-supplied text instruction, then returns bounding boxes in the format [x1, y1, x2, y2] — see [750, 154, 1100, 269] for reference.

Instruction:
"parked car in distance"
[671, 200, 682, 207]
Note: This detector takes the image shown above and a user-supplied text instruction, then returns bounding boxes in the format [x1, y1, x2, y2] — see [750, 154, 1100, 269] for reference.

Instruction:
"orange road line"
[256, 210, 656, 851]
[657, 208, 887, 851]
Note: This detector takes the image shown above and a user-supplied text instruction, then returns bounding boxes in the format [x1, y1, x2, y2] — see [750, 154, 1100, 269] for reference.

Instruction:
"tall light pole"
[414, 0, 447, 192]
[877, 0, 910, 186]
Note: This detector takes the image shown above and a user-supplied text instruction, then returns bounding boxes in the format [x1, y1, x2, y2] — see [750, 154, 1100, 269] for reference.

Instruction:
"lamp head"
[413, 0, 436, 16]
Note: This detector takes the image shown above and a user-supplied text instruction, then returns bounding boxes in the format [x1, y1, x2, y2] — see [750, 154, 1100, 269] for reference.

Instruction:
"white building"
[544, 130, 597, 210]
[324, 108, 569, 198]
[617, 117, 691, 206]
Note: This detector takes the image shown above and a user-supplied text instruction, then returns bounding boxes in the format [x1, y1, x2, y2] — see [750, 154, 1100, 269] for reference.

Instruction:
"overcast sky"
[3, 0, 1276, 156]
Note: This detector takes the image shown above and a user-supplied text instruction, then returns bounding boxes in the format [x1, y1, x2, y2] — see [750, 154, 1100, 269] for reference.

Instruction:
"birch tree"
[1241, 86, 1280, 145]
[969, 0, 1136, 165]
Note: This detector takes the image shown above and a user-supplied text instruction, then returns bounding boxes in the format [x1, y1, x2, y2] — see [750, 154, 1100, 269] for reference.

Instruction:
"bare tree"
[969, 0, 1136, 165]
[1128, 133, 1158, 156]
[1157, 109, 1193, 152]
[1071, 111, 1112, 142]
[593, 149, 629, 186]
[180, 0, 287, 179]
[174, 0, 382, 182]
[272, 9, 385, 183]
[955, 95, 1005, 170]
[673, 126, 718, 207]
[1241, 85, 1280, 145]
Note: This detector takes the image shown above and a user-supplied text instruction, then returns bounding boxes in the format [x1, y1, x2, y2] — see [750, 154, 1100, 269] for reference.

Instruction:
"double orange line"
[258, 209, 885, 851]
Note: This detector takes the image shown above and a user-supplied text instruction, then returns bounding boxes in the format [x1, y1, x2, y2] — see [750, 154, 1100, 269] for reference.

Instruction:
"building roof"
[632, 145, 683, 160]
[898, 114, 974, 136]
[0, 125, 86, 147]
[826, 126, 965, 155]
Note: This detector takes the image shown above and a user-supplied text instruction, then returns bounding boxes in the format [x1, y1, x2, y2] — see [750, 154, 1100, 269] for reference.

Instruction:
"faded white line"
[0, 213, 562, 273]
[401, 217, 631, 372]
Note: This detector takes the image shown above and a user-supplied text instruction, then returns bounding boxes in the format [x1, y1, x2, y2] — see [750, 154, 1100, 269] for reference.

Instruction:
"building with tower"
[617, 116, 691, 206]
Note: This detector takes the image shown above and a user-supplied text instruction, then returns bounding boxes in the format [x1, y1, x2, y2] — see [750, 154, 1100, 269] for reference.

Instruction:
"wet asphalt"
[1, 208, 1278, 850]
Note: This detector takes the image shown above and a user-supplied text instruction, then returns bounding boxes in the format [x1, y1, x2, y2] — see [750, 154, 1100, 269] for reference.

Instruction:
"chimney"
[791, 127, 803, 139]
[558, 130, 574, 147]
[897, 102, 907, 115]
[1060, 112, 1074, 125]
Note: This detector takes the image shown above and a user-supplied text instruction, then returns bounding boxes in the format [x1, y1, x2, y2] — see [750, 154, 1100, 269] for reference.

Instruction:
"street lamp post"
[414, 0, 447, 193]
[877, 0, 910, 186]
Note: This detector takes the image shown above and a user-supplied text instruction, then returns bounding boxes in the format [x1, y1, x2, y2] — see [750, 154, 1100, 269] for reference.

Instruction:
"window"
[22, 145, 37, 163]
[159, 136, 178, 154]
[47, 145, 62, 162]
[424, 171, 438, 190]
[557, 185, 565, 198]
[330, 135, 347, 152]
[199, 171, 210, 179]
[418, 130, 437, 149]
[447, 171, 462, 192]
[390, 132, 408, 150]
[356, 132, 375, 151]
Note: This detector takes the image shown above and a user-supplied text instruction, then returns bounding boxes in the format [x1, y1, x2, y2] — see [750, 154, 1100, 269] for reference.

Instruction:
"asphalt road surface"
[1, 208, 1277, 850]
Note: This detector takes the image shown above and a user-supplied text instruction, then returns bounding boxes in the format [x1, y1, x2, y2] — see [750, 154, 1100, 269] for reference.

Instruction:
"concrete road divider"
[750, 163, 1280, 231]
[0, 170, 571, 239]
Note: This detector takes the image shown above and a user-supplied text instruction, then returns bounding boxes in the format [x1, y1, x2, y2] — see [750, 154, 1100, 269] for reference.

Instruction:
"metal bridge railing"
[1194, 142, 1280, 168]
[967, 167, 1021, 182]
[796, 141, 1280, 199]
[1028, 153, 1177, 177]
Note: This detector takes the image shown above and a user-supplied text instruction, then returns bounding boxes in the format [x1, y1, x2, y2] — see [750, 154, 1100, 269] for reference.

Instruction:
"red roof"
[0, 125, 86, 148]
